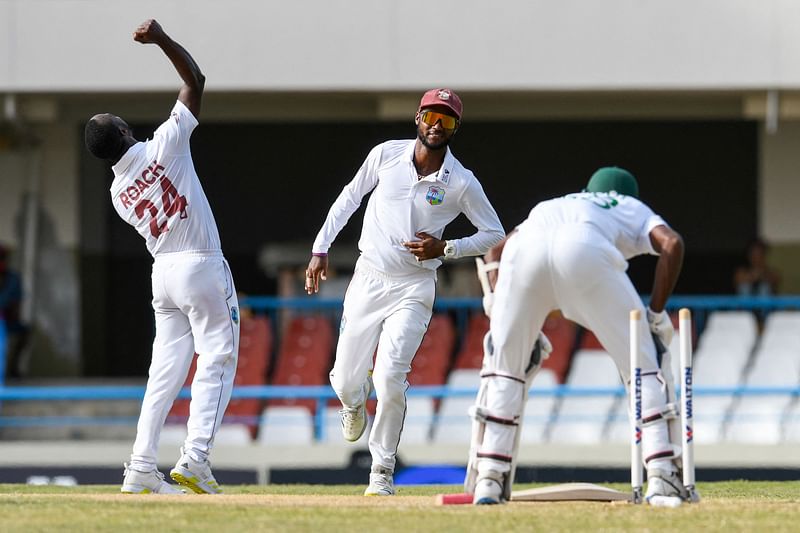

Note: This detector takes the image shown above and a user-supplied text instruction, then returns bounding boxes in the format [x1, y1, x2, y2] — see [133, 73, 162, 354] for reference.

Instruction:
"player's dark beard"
[417, 128, 451, 150]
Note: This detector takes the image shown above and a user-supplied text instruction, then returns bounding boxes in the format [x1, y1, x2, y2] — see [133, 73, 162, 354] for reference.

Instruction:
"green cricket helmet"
[584, 167, 639, 198]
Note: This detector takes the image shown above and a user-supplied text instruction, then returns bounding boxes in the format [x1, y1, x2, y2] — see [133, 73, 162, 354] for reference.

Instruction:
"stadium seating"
[407, 314, 456, 385]
[540, 312, 578, 383]
[401, 397, 436, 444]
[520, 368, 559, 443]
[431, 368, 480, 443]
[692, 311, 758, 443]
[214, 424, 255, 445]
[267, 314, 334, 414]
[158, 425, 188, 448]
[452, 313, 489, 369]
[548, 349, 622, 444]
[257, 405, 315, 445]
[452, 311, 576, 383]
[725, 311, 800, 443]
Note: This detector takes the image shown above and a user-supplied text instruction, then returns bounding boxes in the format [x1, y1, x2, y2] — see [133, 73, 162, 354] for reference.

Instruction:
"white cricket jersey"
[520, 191, 668, 259]
[312, 140, 504, 276]
[110, 101, 221, 257]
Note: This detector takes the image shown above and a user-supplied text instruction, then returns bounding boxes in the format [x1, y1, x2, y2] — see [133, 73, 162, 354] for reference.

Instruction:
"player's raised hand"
[403, 232, 445, 261]
[305, 255, 328, 295]
[133, 19, 167, 45]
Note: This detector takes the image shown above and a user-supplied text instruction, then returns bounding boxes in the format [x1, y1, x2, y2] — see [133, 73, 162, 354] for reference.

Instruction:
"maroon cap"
[418, 88, 463, 120]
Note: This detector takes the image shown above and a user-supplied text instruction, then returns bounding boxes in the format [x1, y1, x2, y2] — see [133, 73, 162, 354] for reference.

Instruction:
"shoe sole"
[121, 487, 152, 494]
[121, 485, 184, 495]
[474, 497, 501, 505]
[170, 471, 222, 494]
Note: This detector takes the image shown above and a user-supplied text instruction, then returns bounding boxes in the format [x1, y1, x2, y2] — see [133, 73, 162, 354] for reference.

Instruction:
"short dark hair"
[84, 116, 124, 161]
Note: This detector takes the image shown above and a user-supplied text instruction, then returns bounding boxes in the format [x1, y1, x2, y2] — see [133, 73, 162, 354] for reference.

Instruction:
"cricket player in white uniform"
[84, 20, 238, 495]
[469, 167, 689, 505]
[305, 89, 504, 496]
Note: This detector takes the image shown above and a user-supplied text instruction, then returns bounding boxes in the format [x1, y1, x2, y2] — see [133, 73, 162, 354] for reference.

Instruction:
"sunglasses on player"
[419, 110, 459, 130]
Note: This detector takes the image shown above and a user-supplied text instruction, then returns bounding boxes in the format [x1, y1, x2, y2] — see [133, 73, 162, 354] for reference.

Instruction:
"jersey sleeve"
[152, 100, 199, 156]
[630, 201, 668, 256]
[311, 144, 383, 254]
[448, 175, 505, 258]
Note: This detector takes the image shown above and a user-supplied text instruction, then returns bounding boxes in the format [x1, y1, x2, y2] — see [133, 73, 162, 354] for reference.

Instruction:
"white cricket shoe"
[645, 468, 689, 502]
[170, 448, 223, 494]
[340, 404, 367, 442]
[340, 375, 373, 442]
[121, 464, 185, 495]
[472, 473, 504, 505]
[364, 466, 395, 496]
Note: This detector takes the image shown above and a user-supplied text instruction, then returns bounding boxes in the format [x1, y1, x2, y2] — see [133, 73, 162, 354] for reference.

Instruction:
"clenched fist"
[133, 19, 166, 44]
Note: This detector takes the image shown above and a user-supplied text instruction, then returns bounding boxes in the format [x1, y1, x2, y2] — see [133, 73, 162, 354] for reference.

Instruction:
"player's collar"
[405, 142, 454, 186]
[437, 148, 454, 185]
[111, 142, 145, 175]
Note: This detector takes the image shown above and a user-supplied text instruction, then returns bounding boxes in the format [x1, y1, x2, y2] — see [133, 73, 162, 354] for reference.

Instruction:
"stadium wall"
[3, 1, 800, 91]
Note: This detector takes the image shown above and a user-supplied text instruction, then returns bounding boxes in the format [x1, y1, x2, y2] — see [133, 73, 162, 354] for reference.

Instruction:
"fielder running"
[306, 89, 504, 495]
[84, 20, 238, 494]
[468, 167, 691, 505]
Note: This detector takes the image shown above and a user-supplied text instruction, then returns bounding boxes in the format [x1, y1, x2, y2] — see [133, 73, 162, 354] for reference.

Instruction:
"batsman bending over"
[467, 167, 694, 505]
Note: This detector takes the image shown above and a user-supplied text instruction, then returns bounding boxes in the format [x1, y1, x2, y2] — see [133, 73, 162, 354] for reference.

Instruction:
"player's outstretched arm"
[133, 19, 205, 118]
[648, 224, 684, 312]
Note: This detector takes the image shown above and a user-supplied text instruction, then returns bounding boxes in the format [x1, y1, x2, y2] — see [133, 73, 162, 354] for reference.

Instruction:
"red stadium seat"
[269, 315, 334, 414]
[407, 314, 456, 386]
[577, 328, 604, 351]
[540, 312, 578, 383]
[452, 311, 576, 384]
[453, 313, 489, 369]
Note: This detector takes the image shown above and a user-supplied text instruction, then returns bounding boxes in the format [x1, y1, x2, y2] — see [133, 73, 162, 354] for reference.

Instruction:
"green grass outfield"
[1, 481, 799, 532]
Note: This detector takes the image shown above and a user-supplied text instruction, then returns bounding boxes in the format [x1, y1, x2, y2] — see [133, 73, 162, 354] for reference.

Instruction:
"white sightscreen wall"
[3, 0, 800, 92]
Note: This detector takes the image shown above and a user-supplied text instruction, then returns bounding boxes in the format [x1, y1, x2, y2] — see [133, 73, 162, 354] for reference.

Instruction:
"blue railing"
[0, 318, 6, 387]
[240, 294, 800, 312]
[1, 384, 799, 438]
[2, 296, 800, 439]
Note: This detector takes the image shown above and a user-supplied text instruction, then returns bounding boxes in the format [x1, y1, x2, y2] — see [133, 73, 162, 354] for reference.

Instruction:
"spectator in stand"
[0, 244, 29, 379]
[734, 237, 781, 296]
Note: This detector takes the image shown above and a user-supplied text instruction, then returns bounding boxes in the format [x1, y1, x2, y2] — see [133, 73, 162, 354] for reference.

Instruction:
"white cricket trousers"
[478, 224, 674, 476]
[330, 259, 435, 472]
[129, 251, 239, 471]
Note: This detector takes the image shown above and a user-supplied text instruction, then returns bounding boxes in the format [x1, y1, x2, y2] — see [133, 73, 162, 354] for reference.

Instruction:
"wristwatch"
[443, 240, 456, 259]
